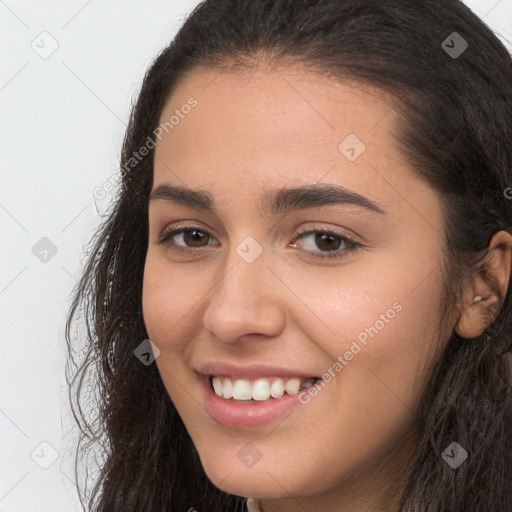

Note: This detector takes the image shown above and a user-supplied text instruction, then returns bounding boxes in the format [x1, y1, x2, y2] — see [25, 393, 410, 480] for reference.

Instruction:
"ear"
[455, 230, 512, 339]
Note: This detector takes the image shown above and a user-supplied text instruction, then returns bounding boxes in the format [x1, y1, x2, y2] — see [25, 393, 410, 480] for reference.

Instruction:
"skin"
[141, 62, 512, 512]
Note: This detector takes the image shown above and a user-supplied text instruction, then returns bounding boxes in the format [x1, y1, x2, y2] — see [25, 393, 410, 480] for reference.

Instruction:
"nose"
[202, 250, 287, 344]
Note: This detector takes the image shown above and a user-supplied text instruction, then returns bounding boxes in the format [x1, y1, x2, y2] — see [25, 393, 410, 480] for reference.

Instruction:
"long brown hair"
[65, 1, 512, 510]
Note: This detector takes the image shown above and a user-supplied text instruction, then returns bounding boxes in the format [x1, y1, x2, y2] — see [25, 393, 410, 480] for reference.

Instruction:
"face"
[142, 63, 450, 509]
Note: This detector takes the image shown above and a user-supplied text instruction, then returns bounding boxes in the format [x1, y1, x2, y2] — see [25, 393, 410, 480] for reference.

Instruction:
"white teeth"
[233, 379, 252, 400]
[252, 379, 271, 401]
[270, 378, 285, 399]
[212, 377, 223, 396]
[284, 377, 300, 395]
[211, 376, 316, 401]
[222, 378, 234, 399]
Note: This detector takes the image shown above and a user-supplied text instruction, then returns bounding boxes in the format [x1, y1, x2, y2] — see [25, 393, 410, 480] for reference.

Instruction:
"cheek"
[273, 242, 446, 418]
[141, 254, 203, 344]
[328, 269, 445, 436]
[270, 235, 443, 346]
[141, 256, 202, 408]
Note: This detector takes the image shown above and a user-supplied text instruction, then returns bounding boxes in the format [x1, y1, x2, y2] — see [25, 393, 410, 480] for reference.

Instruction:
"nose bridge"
[219, 232, 270, 299]
[202, 238, 286, 342]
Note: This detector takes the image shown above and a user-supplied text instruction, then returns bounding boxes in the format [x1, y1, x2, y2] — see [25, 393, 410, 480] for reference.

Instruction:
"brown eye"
[291, 228, 361, 260]
[158, 226, 217, 252]
[312, 232, 343, 251]
[180, 229, 210, 247]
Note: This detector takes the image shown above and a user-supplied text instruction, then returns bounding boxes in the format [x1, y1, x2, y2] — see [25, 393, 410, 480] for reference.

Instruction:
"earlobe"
[455, 296, 499, 339]
[454, 230, 512, 339]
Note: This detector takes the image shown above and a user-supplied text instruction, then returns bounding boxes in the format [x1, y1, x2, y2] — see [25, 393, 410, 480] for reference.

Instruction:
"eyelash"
[157, 224, 361, 260]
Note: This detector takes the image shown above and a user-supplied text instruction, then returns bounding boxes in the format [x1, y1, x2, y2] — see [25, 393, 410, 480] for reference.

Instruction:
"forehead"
[156, 63, 397, 163]
[152, 63, 434, 221]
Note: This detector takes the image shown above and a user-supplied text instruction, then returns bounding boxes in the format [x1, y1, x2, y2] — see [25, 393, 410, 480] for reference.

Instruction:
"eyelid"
[290, 222, 360, 244]
[157, 223, 219, 247]
[157, 221, 358, 245]
[157, 221, 363, 261]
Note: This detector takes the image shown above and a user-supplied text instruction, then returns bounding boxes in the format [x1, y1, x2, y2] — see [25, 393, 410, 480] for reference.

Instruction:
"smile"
[198, 372, 321, 428]
[209, 375, 317, 402]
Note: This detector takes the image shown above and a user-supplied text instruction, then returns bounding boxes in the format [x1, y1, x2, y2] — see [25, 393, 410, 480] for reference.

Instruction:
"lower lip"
[198, 374, 306, 428]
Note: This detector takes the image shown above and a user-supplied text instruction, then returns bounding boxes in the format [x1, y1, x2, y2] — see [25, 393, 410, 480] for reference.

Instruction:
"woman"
[65, 0, 512, 511]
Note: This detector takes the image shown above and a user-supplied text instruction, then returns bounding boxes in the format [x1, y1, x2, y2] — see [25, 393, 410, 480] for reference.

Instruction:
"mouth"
[195, 362, 323, 427]
[199, 372, 321, 428]
[208, 375, 320, 403]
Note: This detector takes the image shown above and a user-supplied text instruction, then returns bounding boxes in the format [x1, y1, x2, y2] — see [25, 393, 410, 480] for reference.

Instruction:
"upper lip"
[195, 361, 320, 380]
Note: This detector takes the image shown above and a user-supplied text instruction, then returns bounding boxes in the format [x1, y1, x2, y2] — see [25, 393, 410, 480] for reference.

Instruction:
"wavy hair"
[65, 0, 512, 510]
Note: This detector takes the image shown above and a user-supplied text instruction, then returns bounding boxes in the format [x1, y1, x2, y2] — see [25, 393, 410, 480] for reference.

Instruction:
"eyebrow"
[149, 183, 387, 216]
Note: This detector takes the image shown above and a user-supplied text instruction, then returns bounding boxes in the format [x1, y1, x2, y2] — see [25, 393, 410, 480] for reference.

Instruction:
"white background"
[1, 1, 511, 510]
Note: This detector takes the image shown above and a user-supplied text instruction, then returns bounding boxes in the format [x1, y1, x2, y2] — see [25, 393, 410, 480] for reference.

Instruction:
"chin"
[206, 468, 291, 500]
[197, 445, 324, 500]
